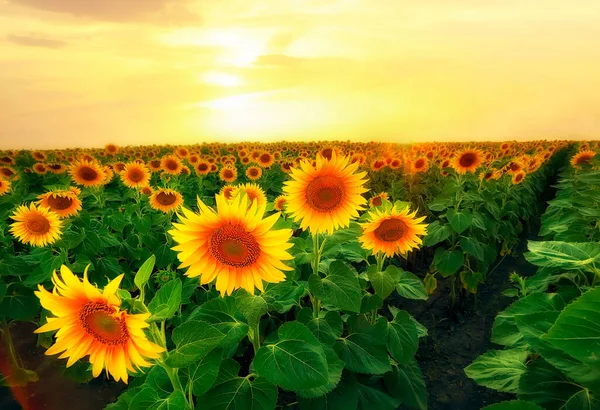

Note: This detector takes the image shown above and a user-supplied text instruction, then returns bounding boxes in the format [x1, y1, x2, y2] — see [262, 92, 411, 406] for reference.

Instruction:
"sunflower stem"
[311, 232, 324, 318]
[250, 323, 261, 354]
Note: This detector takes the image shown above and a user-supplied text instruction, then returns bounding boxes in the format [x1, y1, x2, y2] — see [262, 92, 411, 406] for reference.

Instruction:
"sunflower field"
[0, 140, 598, 410]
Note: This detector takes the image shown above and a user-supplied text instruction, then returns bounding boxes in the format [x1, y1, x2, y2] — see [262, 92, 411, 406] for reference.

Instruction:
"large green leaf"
[130, 389, 186, 410]
[308, 261, 361, 313]
[254, 322, 329, 390]
[298, 376, 359, 410]
[235, 290, 268, 329]
[395, 269, 428, 300]
[165, 320, 225, 368]
[465, 349, 528, 393]
[460, 237, 485, 262]
[366, 264, 400, 299]
[482, 401, 544, 410]
[447, 208, 473, 234]
[334, 320, 391, 375]
[0, 285, 40, 321]
[433, 248, 464, 277]
[422, 221, 452, 247]
[297, 308, 343, 346]
[525, 241, 600, 272]
[542, 287, 600, 365]
[296, 346, 345, 399]
[383, 358, 427, 410]
[147, 279, 182, 322]
[182, 352, 222, 397]
[201, 376, 278, 410]
[356, 378, 400, 410]
[376, 311, 418, 365]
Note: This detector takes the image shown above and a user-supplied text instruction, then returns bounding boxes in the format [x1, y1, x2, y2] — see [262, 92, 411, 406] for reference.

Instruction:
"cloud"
[254, 54, 309, 67]
[6, 34, 67, 49]
[7, 0, 199, 23]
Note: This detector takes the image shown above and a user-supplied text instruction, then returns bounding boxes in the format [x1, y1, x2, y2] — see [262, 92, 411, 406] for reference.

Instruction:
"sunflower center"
[166, 160, 178, 170]
[25, 214, 51, 234]
[80, 302, 128, 345]
[306, 175, 345, 212]
[249, 169, 259, 177]
[576, 154, 593, 164]
[47, 195, 73, 210]
[198, 163, 208, 172]
[374, 218, 408, 242]
[415, 159, 425, 169]
[509, 162, 521, 171]
[209, 224, 260, 268]
[260, 154, 271, 163]
[156, 191, 177, 206]
[128, 168, 145, 182]
[79, 166, 99, 181]
[459, 153, 477, 168]
[372, 196, 383, 207]
[223, 170, 234, 179]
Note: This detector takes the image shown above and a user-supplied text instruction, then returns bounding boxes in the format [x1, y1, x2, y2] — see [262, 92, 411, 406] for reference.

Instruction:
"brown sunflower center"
[414, 159, 425, 169]
[25, 214, 51, 235]
[515, 173, 524, 183]
[166, 160, 178, 170]
[306, 175, 345, 212]
[372, 196, 383, 207]
[321, 148, 333, 160]
[259, 154, 271, 163]
[249, 168, 259, 177]
[78, 166, 99, 181]
[509, 162, 521, 171]
[80, 301, 128, 345]
[459, 153, 477, 168]
[198, 163, 209, 172]
[128, 168, 145, 182]
[47, 195, 74, 210]
[156, 191, 177, 206]
[575, 154, 594, 164]
[374, 218, 408, 242]
[48, 164, 63, 170]
[223, 169, 234, 179]
[209, 224, 260, 267]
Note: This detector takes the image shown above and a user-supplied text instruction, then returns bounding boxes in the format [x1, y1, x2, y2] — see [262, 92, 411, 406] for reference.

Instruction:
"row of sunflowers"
[0, 139, 597, 410]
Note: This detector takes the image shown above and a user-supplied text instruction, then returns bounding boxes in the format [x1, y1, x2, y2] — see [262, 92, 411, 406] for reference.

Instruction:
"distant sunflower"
[0, 166, 16, 179]
[274, 195, 288, 211]
[571, 150, 595, 168]
[219, 166, 237, 183]
[47, 163, 67, 174]
[148, 160, 162, 172]
[70, 160, 105, 187]
[231, 183, 267, 209]
[0, 178, 11, 196]
[10, 203, 63, 247]
[452, 149, 484, 174]
[195, 161, 211, 176]
[219, 184, 235, 200]
[246, 166, 262, 180]
[359, 204, 428, 258]
[369, 192, 389, 207]
[480, 169, 502, 181]
[104, 143, 119, 156]
[283, 152, 368, 234]
[257, 152, 275, 168]
[112, 162, 126, 173]
[512, 170, 526, 185]
[140, 186, 153, 196]
[37, 190, 82, 218]
[120, 162, 151, 189]
[149, 188, 183, 213]
[169, 194, 294, 295]
[160, 155, 182, 175]
[35, 265, 164, 383]
[410, 157, 429, 174]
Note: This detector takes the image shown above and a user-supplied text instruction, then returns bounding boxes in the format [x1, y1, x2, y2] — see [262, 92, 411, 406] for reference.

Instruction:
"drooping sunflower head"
[37, 190, 82, 218]
[231, 183, 267, 209]
[119, 162, 151, 189]
[571, 150, 596, 168]
[70, 160, 105, 187]
[0, 177, 11, 196]
[246, 166, 262, 180]
[359, 203, 428, 258]
[451, 148, 484, 174]
[283, 152, 368, 234]
[274, 195, 288, 211]
[9, 203, 63, 247]
[169, 194, 294, 296]
[511, 170, 526, 185]
[219, 166, 238, 183]
[149, 188, 184, 213]
[369, 192, 389, 208]
[34, 265, 164, 383]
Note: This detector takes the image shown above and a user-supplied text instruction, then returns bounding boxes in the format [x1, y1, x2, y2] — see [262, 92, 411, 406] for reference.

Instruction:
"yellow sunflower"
[37, 190, 82, 218]
[219, 184, 236, 200]
[160, 155, 182, 175]
[410, 157, 429, 174]
[33, 163, 47, 174]
[283, 152, 368, 234]
[369, 192, 389, 208]
[231, 183, 267, 209]
[120, 162, 151, 189]
[571, 150, 595, 168]
[451, 149, 484, 174]
[195, 161, 211, 176]
[359, 204, 428, 257]
[149, 188, 184, 213]
[169, 194, 293, 296]
[35, 265, 164, 383]
[274, 195, 288, 211]
[105, 143, 119, 156]
[246, 166, 262, 180]
[70, 160, 105, 188]
[219, 166, 238, 183]
[0, 177, 11, 196]
[512, 170, 526, 185]
[10, 203, 63, 247]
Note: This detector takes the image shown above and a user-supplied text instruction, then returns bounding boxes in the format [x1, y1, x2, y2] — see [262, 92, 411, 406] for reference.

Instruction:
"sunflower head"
[410, 157, 429, 174]
[70, 160, 106, 187]
[37, 190, 82, 218]
[511, 170, 526, 185]
[33, 163, 47, 174]
[10, 203, 63, 247]
[149, 188, 184, 213]
[105, 143, 119, 156]
[160, 155, 182, 175]
[571, 150, 596, 168]
[120, 162, 151, 189]
[246, 166, 262, 180]
[359, 202, 428, 258]
[283, 152, 368, 234]
[169, 194, 294, 296]
[219, 166, 238, 183]
[0, 177, 11, 196]
[231, 183, 267, 210]
[452, 149, 484, 174]
[195, 161, 211, 176]
[274, 195, 288, 211]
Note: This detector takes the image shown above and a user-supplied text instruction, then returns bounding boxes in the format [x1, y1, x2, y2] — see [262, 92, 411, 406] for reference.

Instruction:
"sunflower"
[195, 161, 211, 176]
[47, 163, 67, 174]
[37, 190, 82, 218]
[160, 155, 182, 175]
[70, 160, 105, 187]
[148, 160, 162, 172]
[140, 186, 153, 196]
[169, 194, 293, 295]
[451, 149, 484, 174]
[33, 163, 48, 174]
[410, 157, 429, 174]
[0, 166, 16, 178]
[219, 184, 236, 200]
[512, 170, 526, 185]
[257, 152, 275, 168]
[219, 166, 238, 183]
[10, 203, 63, 247]
[120, 162, 151, 189]
[0, 177, 11, 196]
[231, 183, 267, 209]
[35, 265, 164, 383]
[369, 192, 389, 207]
[246, 166, 262, 180]
[149, 188, 184, 213]
[359, 204, 428, 258]
[274, 195, 288, 211]
[283, 152, 368, 234]
[105, 144, 119, 156]
[571, 150, 596, 167]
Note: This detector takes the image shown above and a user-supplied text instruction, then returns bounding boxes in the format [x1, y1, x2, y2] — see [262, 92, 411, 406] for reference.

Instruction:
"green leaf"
[424, 273, 437, 295]
[202, 376, 278, 410]
[130, 388, 186, 410]
[357, 379, 400, 410]
[254, 322, 329, 390]
[182, 352, 222, 397]
[378, 311, 418, 365]
[542, 287, 600, 365]
[366, 264, 400, 299]
[460, 237, 485, 261]
[433, 248, 464, 277]
[188, 297, 249, 351]
[298, 376, 359, 410]
[422, 221, 452, 247]
[147, 279, 182, 322]
[308, 261, 361, 313]
[360, 293, 383, 314]
[428, 197, 451, 212]
[383, 358, 428, 410]
[165, 320, 225, 368]
[334, 320, 391, 375]
[297, 309, 343, 346]
[296, 346, 345, 398]
[447, 208, 473, 234]
[525, 241, 600, 272]
[482, 400, 544, 410]
[235, 290, 268, 330]
[134, 254, 155, 291]
[0, 285, 40, 321]
[465, 349, 528, 393]
[395, 269, 428, 300]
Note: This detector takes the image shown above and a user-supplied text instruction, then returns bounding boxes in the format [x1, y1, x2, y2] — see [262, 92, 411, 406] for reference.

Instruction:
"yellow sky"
[1, 0, 600, 149]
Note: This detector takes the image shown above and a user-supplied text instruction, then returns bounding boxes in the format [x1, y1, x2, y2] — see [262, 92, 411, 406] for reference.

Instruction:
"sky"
[1, 0, 600, 149]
